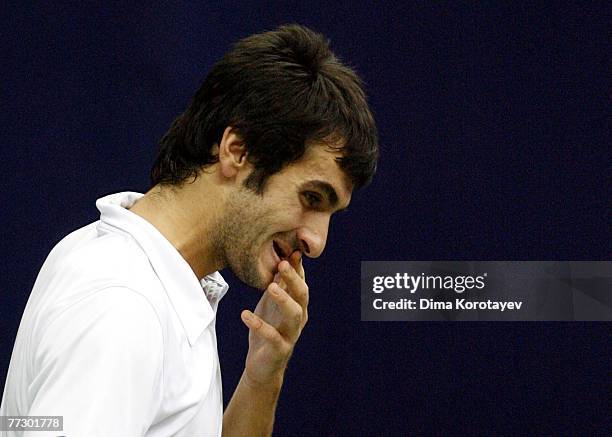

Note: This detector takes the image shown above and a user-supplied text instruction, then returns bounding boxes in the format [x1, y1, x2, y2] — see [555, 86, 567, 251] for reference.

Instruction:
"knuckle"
[292, 303, 303, 317]
[295, 283, 308, 299]
[279, 341, 293, 357]
[273, 288, 286, 301]
[292, 312, 302, 326]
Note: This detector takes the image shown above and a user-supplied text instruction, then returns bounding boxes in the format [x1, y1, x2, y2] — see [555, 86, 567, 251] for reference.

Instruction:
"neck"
[128, 182, 224, 279]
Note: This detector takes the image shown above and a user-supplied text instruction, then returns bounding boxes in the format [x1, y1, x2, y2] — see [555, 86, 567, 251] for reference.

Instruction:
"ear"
[217, 126, 248, 179]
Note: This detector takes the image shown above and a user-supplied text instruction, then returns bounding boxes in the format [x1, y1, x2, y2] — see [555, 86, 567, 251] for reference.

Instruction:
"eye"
[302, 191, 323, 208]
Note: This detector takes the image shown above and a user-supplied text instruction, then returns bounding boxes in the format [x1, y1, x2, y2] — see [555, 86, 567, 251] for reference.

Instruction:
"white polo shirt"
[1, 191, 229, 436]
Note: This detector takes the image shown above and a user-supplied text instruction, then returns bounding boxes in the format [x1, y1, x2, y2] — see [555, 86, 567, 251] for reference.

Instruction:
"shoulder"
[61, 227, 154, 286]
[36, 286, 164, 368]
[29, 228, 171, 356]
[42, 222, 167, 311]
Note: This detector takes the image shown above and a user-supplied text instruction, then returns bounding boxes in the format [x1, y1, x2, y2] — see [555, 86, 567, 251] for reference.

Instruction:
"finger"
[277, 251, 304, 290]
[240, 310, 290, 353]
[277, 260, 309, 308]
[266, 283, 306, 338]
[288, 250, 305, 280]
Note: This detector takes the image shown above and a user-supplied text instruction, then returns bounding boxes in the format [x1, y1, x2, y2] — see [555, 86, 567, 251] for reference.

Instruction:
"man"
[1, 24, 378, 436]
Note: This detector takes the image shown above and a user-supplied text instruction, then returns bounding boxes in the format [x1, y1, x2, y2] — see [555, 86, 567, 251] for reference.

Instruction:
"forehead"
[279, 145, 353, 201]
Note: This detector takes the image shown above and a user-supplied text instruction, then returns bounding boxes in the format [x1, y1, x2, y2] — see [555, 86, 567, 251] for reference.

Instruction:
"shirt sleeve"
[25, 286, 164, 437]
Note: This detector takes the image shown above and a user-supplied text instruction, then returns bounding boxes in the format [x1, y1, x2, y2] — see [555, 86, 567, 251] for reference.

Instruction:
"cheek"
[267, 204, 299, 225]
[247, 198, 304, 242]
[271, 211, 303, 236]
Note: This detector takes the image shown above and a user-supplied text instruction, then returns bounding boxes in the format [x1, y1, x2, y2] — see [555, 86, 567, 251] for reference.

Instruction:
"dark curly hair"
[150, 24, 378, 194]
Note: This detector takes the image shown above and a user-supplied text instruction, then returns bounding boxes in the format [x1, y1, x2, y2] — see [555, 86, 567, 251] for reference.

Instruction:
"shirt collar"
[96, 191, 229, 346]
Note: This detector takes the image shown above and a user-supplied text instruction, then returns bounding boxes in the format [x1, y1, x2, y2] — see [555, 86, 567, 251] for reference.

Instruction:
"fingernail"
[244, 312, 261, 327]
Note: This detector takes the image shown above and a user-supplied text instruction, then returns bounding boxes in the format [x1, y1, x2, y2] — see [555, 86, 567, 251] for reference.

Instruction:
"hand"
[240, 251, 309, 388]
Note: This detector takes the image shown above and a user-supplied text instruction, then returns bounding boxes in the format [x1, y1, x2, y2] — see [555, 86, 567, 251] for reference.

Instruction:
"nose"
[296, 213, 330, 258]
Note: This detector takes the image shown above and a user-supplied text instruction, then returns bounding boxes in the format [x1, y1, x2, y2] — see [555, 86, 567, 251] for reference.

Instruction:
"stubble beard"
[214, 188, 274, 290]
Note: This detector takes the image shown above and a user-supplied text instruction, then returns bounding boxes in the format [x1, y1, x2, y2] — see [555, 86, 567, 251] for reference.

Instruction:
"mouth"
[272, 240, 290, 262]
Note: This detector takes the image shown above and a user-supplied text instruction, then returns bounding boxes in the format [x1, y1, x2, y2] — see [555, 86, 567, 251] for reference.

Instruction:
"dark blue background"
[1, 2, 609, 435]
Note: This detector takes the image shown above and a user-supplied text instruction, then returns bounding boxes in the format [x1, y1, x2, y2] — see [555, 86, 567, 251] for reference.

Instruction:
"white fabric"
[1, 191, 229, 436]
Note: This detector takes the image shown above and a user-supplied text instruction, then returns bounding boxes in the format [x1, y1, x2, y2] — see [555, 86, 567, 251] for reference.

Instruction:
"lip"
[271, 240, 282, 265]
[273, 239, 292, 261]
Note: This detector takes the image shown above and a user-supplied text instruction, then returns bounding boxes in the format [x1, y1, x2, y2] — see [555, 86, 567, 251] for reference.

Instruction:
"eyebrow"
[301, 180, 348, 212]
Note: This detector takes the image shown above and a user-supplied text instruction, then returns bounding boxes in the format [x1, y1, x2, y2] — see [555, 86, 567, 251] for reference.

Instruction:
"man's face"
[215, 145, 352, 290]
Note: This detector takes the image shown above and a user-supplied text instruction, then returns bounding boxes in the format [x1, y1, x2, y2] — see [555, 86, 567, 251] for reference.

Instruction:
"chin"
[239, 262, 274, 291]
[253, 254, 278, 289]
[226, 251, 269, 290]
[257, 268, 275, 290]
